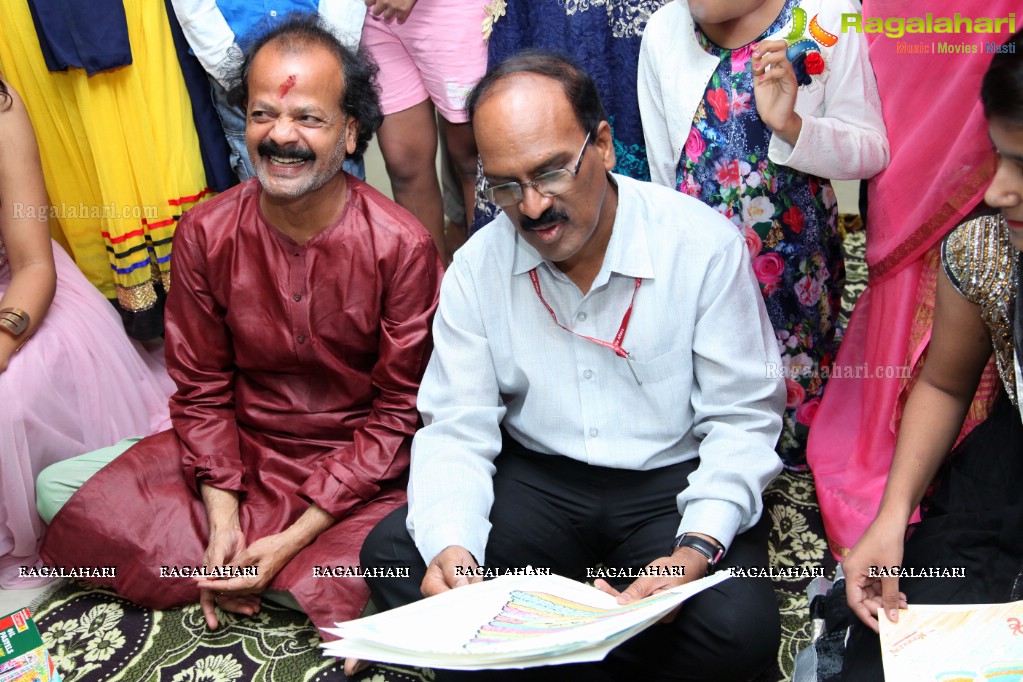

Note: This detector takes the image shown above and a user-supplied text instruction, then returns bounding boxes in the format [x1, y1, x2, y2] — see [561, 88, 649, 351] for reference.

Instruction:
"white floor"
[363, 137, 393, 199]
[0, 583, 53, 616]
[832, 179, 860, 216]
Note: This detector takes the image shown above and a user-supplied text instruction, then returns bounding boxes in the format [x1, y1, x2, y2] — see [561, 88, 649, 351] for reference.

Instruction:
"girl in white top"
[638, 0, 888, 467]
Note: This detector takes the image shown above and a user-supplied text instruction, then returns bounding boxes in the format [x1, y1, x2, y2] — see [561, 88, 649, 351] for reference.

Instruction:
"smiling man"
[358, 52, 787, 680]
[37, 15, 441, 634]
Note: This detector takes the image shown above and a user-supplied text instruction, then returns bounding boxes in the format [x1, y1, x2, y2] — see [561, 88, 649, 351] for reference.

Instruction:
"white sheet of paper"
[879, 600, 1023, 681]
[321, 572, 730, 670]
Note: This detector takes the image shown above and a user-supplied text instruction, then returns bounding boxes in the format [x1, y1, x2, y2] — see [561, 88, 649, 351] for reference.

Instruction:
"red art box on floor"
[0, 607, 61, 681]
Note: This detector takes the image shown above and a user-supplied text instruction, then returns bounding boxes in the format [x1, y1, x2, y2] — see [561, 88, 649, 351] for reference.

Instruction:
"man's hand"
[198, 485, 246, 630]
[365, 0, 417, 23]
[844, 519, 909, 632]
[195, 529, 310, 629]
[196, 504, 334, 613]
[420, 545, 482, 597]
[594, 546, 707, 623]
[196, 531, 301, 595]
[344, 547, 481, 675]
[752, 39, 803, 146]
[198, 526, 249, 629]
[343, 658, 371, 677]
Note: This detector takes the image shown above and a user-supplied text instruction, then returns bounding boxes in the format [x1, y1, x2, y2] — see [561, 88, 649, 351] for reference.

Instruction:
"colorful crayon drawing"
[880, 601, 1023, 680]
[466, 589, 678, 649]
[323, 573, 731, 669]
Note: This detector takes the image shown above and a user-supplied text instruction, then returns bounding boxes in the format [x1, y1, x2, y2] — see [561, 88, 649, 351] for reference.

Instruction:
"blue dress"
[472, 0, 670, 231]
[676, 0, 844, 468]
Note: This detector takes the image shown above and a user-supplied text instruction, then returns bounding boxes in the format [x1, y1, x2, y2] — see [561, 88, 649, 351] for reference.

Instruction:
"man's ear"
[595, 120, 616, 172]
[345, 116, 359, 155]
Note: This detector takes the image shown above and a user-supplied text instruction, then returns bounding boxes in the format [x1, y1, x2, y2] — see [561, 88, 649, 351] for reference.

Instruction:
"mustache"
[519, 208, 568, 232]
[257, 140, 315, 162]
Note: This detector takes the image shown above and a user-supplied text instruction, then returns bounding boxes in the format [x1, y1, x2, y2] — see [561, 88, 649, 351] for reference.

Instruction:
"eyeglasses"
[483, 132, 591, 207]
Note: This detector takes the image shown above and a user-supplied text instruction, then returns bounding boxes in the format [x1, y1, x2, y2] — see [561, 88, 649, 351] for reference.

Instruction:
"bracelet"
[0, 307, 29, 337]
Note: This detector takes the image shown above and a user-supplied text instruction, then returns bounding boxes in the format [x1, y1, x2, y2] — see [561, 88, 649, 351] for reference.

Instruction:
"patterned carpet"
[29, 580, 432, 682]
[28, 219, 869, 682]
[756, 470, 838, 680]
[836, 217, 867, 341]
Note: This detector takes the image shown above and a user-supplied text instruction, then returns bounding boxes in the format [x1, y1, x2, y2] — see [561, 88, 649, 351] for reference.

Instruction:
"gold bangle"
[0, 307, 29, 337]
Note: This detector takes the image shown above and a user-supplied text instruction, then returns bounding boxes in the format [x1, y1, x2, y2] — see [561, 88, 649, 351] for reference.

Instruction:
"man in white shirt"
[359, 51, 786, 681]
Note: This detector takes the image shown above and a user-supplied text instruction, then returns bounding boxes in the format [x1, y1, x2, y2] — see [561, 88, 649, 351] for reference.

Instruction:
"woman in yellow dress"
[0, 0, 211, 337]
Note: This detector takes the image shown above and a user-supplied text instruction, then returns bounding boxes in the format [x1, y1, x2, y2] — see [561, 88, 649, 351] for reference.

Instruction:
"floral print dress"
[677, 0, 843, 469]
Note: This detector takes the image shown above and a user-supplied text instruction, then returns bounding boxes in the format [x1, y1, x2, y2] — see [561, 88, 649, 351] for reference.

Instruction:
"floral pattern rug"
[30, 581, 430, 682]
[756, 470, 838, 681]
[836, 217, 866, 340]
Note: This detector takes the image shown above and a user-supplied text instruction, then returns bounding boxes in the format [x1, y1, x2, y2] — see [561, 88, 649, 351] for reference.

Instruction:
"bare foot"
[343, 658, 371, 676]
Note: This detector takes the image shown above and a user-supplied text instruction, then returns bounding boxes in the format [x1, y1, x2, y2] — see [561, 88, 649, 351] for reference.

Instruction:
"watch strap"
[674, 533, 725, 567]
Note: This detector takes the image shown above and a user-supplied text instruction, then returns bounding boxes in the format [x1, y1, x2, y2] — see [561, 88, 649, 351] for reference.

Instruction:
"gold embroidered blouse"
[942, 214, 1018, 405]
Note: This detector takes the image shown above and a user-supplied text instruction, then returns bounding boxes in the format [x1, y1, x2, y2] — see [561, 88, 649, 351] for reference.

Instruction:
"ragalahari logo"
[841, 12, 1016, 39]
[840, 12, 1017, 55]
[784, 7, 839, 85]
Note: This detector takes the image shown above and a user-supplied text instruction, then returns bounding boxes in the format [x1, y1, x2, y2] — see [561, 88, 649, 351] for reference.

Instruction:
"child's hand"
[752, 40, 803, 146]
[365, 0, 418, 23]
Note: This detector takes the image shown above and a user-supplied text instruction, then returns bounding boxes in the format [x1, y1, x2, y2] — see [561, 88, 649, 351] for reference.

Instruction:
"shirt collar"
[511, 224, 544, 276]
[510, 173, 655, 282]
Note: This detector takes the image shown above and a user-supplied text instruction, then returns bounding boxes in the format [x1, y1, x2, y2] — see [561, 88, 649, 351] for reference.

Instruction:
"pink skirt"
[0, 241, 173, 588]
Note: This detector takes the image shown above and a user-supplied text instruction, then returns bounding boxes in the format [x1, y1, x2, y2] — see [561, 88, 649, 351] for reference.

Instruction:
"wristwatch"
[673, 533, 725, 568]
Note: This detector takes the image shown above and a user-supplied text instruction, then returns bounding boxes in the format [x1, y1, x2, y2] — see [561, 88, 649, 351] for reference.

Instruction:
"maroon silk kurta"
[41, 176, 442, 631]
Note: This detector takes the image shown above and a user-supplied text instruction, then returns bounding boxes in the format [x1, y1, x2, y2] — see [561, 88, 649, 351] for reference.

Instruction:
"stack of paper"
[879, 601, 1023, 681]
[322, 572, 729, 670]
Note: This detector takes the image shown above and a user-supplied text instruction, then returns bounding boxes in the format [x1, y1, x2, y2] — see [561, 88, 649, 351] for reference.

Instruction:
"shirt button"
[583, 369, 593, 379]
[293, 294, 302, 302]
[589, 428, 598, 438]
[297, 335, 306, 344]
[270, 9, 277, 16]
[577, 312, 587, 321]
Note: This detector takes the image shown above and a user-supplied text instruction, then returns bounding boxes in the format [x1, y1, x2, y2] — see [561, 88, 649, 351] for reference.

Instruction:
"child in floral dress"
[639, 0, 888, 466]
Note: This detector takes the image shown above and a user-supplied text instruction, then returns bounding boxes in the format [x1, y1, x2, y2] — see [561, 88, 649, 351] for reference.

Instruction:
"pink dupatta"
[806, 0, 1012, 557]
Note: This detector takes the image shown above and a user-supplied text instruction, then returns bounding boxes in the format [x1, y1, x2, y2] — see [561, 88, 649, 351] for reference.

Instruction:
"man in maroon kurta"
[39, 15, 442, 633]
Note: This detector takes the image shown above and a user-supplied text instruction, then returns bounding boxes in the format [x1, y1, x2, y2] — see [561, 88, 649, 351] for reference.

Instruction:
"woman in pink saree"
[807, 0, 1018, 557]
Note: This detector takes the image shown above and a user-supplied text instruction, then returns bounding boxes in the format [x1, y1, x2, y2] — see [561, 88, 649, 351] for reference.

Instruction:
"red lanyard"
[528, 268, 642, 359]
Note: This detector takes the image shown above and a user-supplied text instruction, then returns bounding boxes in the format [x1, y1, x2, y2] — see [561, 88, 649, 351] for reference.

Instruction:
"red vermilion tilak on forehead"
[278, 74, 297, 99]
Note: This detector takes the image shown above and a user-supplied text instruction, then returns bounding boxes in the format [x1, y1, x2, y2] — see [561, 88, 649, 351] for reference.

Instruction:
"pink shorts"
[361, 0, 488, 122]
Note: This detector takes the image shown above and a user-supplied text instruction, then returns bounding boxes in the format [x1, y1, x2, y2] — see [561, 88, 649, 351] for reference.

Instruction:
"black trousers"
[361, 439, 780, 681]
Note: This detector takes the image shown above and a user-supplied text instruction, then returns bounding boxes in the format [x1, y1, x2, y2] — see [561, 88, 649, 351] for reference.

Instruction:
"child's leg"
[361, 15, 446, 260]
[404, 0, 489, 255]
[441, 118, 478, 246]
[376, 100, 445, 260]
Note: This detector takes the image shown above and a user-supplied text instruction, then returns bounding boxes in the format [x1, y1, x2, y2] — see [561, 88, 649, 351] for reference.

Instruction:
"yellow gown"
[0, 0, 210, 333]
